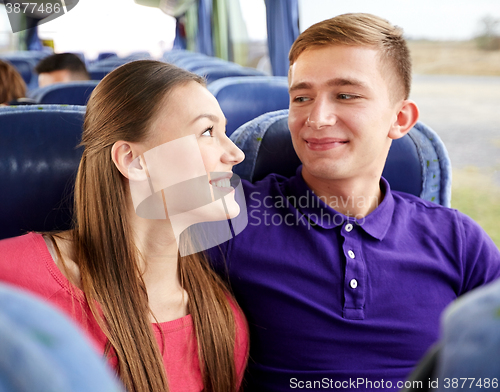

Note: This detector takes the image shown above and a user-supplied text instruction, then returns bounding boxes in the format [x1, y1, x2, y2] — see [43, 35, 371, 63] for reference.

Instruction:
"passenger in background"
[208, 13, 500, 391]
[35, 53, 90, 87]
[0, 60, 27, 105]
[0, 60, 248, 392]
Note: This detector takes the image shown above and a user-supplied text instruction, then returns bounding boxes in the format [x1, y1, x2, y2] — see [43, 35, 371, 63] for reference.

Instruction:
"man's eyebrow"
[289, 78, 369, 93]
[289, 82, 312, 93]
[191, 114, 227, 124]
[326, 78, 369, 89]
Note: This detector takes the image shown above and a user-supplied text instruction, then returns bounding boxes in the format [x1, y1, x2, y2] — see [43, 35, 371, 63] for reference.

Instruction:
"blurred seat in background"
[1, 58, 37, 90]
[208, 76, 289, 137]
[195, 65, 266, 84]
[87, 66, 112, 81]
[0, 282, 124, 392]
[28, 81, 99, 105]
[96, 52, 117, 62]
[0, 105, 86, 240]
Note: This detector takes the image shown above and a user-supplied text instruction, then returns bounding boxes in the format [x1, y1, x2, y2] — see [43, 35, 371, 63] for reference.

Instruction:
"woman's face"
[151, 80, 244, 181]
[132, 81, 245, 233]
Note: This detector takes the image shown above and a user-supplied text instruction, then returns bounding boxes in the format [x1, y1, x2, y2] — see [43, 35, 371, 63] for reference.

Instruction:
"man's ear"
[111, 141, 148, 181]
[388, 99, 419, 140]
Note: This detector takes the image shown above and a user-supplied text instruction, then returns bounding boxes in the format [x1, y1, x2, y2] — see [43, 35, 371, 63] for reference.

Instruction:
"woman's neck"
[129, 210, 189, 323]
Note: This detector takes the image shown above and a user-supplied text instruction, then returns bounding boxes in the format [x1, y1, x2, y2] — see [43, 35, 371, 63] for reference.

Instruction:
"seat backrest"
[87, 65, 114, 80]
[164, 50, 208, 66]
[185, 59, 239, 72]
[208, 76, 289, 137]
[230, 110, 452, 207]
[29, 81, 99, 105]
[2, 58, 37, 88]
[195, 66, 266, 84]
[96, 52, 117, 61]
[0, 105, 86, 240]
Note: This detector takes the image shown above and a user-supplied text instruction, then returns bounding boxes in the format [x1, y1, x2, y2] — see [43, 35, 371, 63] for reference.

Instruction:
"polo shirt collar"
[286, 166, 395, 240]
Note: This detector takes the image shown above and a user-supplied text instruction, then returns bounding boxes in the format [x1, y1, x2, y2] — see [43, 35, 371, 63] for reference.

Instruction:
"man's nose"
[306, 96, 337, 130]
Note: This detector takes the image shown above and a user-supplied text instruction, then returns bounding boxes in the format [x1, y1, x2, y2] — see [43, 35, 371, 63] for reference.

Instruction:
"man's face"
[288, 45, 402, 185]
[38, 69, 73, 87]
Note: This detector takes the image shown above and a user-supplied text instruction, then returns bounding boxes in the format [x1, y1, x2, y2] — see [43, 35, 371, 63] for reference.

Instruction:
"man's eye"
[201, 126, 214, 137]
[294, 96, 310, 103]
[338, 94, 358, 100]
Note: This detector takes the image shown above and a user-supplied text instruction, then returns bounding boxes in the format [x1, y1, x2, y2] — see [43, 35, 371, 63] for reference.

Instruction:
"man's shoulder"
[242, 173, 290, 190]
[392, 189, 460, 219]
[392, 190, 494, 246]
[241, 173, 291, 200]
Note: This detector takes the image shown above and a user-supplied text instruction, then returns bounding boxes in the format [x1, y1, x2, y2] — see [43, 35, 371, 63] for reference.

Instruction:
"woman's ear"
[388, 99, 420, 140]
[111, 141, 148, 181]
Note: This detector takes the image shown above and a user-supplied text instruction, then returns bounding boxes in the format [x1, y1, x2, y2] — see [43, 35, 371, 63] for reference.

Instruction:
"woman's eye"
[201, 126, 214, 137]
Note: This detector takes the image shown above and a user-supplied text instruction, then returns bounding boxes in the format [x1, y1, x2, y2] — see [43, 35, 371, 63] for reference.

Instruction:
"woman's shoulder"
[0, 232, 74, 298]
[0, 232, 47, 264]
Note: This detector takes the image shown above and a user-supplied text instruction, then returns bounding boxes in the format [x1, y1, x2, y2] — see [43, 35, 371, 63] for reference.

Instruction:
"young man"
[35, 53, 90, 88]
[210, 13, 500, 391]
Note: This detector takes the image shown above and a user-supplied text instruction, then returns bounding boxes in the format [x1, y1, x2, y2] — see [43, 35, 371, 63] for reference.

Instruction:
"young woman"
[0, 60, 248, 392]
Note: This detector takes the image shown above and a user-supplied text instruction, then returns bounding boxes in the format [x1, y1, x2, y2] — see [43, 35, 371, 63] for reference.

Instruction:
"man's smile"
[304, 137, 349, 151]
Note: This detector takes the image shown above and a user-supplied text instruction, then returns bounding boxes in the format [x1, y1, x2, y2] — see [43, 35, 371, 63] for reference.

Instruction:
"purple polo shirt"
[209, 167, 500, 391]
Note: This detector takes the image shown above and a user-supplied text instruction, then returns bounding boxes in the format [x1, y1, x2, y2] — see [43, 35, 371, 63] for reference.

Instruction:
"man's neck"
[302, 171, 383, 218]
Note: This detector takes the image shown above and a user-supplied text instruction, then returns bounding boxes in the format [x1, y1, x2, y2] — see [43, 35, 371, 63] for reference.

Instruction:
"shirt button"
[348, 250, 355, 259]
[345, 223, 353, 232]
[350, 279, 358, 289]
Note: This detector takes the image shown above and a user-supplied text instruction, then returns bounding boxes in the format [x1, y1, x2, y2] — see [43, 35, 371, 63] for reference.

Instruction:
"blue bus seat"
[28, 81, 99, 105]
[0, 51, 50, 62]
[230, 109, 452, 207]
[124, 51, 151, 60]
[195, 65, 266, 84]
[164, 51, 208, 66]
[1, 58, 37, 89]
[184, 59, 238, 72]
[0, 105, 86, 240]
[96, 52, 117, 61]
[87, 65, 114, 80]
[208, 76, 289, 137]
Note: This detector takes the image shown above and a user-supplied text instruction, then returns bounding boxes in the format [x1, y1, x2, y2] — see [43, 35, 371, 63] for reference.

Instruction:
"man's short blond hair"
[289, 13, 412, 101]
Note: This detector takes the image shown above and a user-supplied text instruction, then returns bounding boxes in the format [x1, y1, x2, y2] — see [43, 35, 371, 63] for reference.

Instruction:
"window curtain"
[196, 0, 213, 55]
[26, 19, 43, 51]
[264, 0, 299, 76]
[172, 0, 214, 55]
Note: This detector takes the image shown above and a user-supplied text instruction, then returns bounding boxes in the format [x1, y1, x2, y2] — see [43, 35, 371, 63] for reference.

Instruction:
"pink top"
[0, 233, 248, 391]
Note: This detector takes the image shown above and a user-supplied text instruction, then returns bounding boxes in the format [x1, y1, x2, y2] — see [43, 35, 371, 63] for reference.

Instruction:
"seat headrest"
[28, 81, 99, 105]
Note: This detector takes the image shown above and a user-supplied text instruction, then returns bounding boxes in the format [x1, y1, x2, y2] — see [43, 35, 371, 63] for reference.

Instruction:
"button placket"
[341, 225, 366, 320]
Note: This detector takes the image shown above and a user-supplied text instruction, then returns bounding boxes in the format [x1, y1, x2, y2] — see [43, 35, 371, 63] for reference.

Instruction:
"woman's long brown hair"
[0, 60, 26, 104]
[71, 60, 243, 391]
